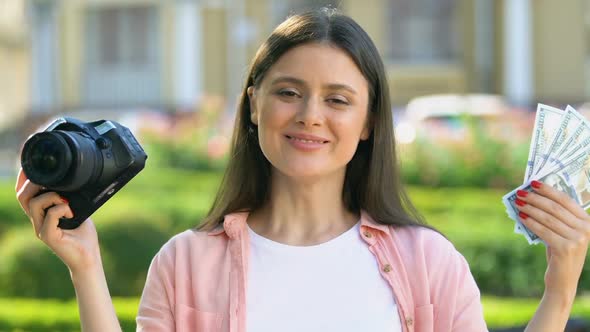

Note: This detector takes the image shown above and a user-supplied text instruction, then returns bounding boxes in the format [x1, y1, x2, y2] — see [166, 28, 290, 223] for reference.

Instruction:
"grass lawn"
[0, 297, 139, 332]
[0, 295, 589, 331]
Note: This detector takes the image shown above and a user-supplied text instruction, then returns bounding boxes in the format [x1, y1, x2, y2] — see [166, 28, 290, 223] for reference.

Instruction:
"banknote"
[523, 104, 564, 182]
[547, 110, 590, 170]
[533, 105, 586, 176]
[504, 144, 590, 244]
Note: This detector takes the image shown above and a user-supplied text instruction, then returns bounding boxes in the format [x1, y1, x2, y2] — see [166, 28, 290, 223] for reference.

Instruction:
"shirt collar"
[359, 209, 391, 236]
[207, 211, 248, 238]
[207, 209, 391, 238]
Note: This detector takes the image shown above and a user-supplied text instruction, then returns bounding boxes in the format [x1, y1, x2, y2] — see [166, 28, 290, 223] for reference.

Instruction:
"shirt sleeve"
[422, 230, 488, 332]
[448, 252, 489, 332]
[432, 242, 488, 332]
[136, 243, 176, 332]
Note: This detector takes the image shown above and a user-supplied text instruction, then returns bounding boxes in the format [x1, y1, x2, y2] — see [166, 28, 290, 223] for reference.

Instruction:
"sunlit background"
[1, 0, 590, 331]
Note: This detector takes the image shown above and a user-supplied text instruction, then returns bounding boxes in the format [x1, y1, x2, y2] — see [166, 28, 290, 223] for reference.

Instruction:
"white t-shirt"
[246, 220, 403, 332]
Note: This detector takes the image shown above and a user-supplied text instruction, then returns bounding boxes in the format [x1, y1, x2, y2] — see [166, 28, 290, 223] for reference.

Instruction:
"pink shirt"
[136, 210, 488, 332]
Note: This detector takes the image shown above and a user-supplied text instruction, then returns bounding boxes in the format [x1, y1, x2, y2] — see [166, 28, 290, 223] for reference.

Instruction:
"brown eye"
[328, 98, 349, 106]
[277, 89, 300, 98]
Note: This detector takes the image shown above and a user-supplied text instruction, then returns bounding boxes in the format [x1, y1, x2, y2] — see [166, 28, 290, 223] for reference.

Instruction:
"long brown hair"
[197, 8, 426, 231]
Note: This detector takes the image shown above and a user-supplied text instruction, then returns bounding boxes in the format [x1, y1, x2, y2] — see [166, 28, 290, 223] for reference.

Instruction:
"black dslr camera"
[21, 117, 147, 229]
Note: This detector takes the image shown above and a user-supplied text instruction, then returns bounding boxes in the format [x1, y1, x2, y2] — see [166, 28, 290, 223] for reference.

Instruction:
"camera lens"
[22, 132, 72, 187]
[31, 140, 62, 175]
[22, 130, 102, 191]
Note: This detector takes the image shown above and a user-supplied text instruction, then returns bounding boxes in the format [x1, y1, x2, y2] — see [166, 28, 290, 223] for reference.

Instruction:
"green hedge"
[399, 115, 530, 189]
[0, 228, 75, 299]
[99, 217, 170, 297]
[144, 139, 228, 172]
[0, 183, 27, 239]
[408, 186, 566, 297]
[0, 218, 171, 299]
[0, 167, 218, 299]
[0, 168, 588, 298]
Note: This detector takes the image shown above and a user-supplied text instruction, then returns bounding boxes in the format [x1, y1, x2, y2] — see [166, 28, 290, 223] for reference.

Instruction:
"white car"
[395, 94, 528, 145]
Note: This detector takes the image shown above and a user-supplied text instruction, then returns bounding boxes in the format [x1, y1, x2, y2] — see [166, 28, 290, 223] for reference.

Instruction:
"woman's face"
[248, 42, 371, 179]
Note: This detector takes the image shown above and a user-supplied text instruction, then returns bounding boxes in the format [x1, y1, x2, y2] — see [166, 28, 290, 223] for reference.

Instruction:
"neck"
[247, 169, 359, 246]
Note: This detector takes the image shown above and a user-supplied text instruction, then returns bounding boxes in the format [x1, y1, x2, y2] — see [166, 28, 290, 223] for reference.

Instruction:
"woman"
[15, 8, 590, 332]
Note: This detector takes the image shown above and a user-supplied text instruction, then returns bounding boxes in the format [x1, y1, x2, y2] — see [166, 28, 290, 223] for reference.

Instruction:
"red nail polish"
[515, 198, 526, 207]
[519, 211, 528, 220]
[516, 190, 529, 198]
[61, 197, 69, 204]
[531, 180, 542, 189]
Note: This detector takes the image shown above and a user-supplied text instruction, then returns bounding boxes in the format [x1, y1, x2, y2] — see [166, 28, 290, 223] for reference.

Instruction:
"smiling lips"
[285, 133, 329, 151]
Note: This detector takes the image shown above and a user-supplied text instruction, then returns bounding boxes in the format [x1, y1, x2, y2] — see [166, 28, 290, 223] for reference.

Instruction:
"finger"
[517, 202, 576, 240]
[531, 180, 588, 220]
[16, 179, 42, 214]
[29, 192, 69, 237]
[39, 203, 74, 244]
[15, 168, 27, 193]
[517, 189, 579, 230]
[520, 213, 566, 247]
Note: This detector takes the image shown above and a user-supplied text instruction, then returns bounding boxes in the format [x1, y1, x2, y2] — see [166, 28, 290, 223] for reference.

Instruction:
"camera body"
[21, 117, 147, 229]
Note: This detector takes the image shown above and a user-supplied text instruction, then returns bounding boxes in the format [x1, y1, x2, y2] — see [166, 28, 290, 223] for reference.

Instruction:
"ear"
[247, 86, 258, 125]
[360, 112, 373, 140]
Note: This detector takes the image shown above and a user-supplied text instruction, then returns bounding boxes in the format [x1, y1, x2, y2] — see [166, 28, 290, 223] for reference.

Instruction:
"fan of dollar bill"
[502, 104, 590, 245]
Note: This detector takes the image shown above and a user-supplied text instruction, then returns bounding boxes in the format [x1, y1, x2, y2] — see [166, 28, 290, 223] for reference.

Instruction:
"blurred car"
[394, 94, 533, 145]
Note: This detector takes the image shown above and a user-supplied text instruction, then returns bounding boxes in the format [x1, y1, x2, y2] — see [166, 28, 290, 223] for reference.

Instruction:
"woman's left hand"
[514, 180, 590, 302]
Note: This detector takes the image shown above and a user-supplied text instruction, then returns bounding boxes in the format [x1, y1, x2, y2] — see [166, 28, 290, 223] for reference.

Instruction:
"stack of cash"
[502, 104, 590, 245]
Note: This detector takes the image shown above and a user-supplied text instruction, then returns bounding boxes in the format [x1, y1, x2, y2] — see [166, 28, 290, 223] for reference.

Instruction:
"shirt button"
[363, 231, 372, 238]
[406, 317, 413, 326]
[382, 264, 392, 272]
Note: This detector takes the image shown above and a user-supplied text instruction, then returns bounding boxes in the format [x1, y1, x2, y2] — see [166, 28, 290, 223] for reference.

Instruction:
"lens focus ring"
[21, 132, 73, 187]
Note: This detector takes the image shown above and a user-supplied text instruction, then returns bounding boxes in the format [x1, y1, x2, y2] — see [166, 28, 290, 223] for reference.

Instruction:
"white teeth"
[289, 136, 324, 144]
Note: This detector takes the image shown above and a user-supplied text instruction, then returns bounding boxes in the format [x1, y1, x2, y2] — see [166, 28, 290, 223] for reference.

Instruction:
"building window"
[84, 5, 161, 106]
[93, 6, 155, 67]
[387, 0, 460, 64]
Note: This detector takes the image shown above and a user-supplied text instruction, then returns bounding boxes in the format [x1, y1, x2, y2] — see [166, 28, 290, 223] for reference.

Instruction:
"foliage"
[0, 167, 220, 299]
[0, 168, 588, 299]
[0, 228, 75, 299]
[0, 219, 171, 299]
[399, 114, 530, 189]
[139, 97, 233, 172]
[98, 217, 170, 297]
[0, 184, 27, 239]
[410, 186, 590, 297]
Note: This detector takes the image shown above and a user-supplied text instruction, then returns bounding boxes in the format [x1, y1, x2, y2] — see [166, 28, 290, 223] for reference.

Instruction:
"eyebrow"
[269, 76, 358, 95]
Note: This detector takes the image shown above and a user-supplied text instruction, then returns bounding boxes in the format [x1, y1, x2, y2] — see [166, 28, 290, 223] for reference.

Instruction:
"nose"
[295, 96, 324, 127]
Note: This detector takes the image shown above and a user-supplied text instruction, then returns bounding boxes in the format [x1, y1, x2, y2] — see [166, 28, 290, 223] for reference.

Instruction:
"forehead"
[263, 43, 368, 92]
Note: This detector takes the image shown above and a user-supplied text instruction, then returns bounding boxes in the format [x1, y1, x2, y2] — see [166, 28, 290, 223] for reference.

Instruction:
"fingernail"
[61, 197, 69, 204]
[531, 180, 542, 189]
[519, 211, 529, 220]
[515, 198, 526, 207]
[516, 190, 529, 197]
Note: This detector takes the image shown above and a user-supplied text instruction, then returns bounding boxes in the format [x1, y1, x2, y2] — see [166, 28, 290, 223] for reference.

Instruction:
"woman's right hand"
[17, 168, 123, 331]
[15, 168, 102, 276]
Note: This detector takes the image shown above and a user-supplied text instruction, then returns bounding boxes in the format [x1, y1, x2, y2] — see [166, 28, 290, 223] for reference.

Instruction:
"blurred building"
[0, 1, 29, 130]
[2, 0, 590, 121]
